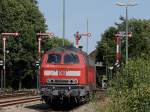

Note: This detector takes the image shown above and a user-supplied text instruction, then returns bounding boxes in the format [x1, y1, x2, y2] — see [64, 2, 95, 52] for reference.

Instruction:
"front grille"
[47, 79, 78, 85]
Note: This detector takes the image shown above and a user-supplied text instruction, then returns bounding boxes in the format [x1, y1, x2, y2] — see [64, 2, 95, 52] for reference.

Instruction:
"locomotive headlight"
[70, 80, 73, 83]
[47, 79, 55, 84]
[74, 79, 78, 84]
[41, 87, 46, 92]
[46, 79, 50, 84]
[68, 86, 71, 90]
[52, 86, 55, 90]
[70, 79, 78, 84]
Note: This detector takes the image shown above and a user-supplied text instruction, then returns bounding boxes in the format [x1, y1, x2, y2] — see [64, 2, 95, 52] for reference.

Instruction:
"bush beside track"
[106, 56, 150, 112]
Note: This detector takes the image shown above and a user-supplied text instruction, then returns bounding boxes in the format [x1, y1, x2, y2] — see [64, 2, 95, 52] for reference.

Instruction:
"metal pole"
[116, 2, 137, 64]
[110, 69, 112, 79]
[86, 19, 89, 54]
[125, 6, 128, 64]
[38, 37, 42, 60]
[37, 67, 39, 90]
[3, 37, 6, 91]
[1, 70, 3, 90]
[63, 0, 65, 46]
[106, 39, 108, 79]
[37, 37, 42, 90]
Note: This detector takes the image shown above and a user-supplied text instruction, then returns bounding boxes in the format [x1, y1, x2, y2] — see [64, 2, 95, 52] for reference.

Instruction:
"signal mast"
[115, 32, 132, 67]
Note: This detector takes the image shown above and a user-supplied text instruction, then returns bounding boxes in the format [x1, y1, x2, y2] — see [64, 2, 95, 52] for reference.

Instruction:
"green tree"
[96, 18, 150, 65]
[0, 0, 71, 89]
[42, 37, 71, 52]
[96, 27, 117, 65]
[95, 18, 150, 112]
[0, 0, 46, 89]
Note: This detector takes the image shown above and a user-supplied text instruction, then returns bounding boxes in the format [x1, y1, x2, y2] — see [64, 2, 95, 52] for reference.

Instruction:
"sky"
[37, 0, 150, 54]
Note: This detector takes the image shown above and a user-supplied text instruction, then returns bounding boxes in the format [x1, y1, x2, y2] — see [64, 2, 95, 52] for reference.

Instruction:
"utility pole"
[86, 19, 89, 54]
[125, 6, 128, 64]
[62, 0, 65, 46]
[116, 2, 137, 64]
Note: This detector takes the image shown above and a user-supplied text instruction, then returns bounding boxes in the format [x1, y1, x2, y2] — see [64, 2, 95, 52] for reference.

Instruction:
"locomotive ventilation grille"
[46, 79, 78, 85]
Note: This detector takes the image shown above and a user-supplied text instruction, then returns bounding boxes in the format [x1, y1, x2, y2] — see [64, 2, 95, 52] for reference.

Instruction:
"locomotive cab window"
[47, 54, 61, 64]
[64, 53, 79, 64]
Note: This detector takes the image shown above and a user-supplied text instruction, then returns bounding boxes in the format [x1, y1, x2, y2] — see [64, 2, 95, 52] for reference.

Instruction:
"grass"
[90, 92, 112, 112]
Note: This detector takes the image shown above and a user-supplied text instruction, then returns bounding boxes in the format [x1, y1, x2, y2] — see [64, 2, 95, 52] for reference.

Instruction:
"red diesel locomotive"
[40, 46, 96, 103]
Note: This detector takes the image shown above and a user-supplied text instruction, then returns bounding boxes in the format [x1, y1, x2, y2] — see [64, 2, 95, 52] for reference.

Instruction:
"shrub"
[108, 55, 150, 112]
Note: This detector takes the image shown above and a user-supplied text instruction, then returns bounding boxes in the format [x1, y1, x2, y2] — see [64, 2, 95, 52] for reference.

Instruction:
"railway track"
[0, 96, 41, 107]
[0, 90, 38, 99]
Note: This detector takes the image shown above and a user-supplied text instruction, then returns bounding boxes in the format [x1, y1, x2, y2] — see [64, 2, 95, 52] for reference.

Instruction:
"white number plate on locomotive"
[44, 70, 80, 76]
[44, 70, 58, 76]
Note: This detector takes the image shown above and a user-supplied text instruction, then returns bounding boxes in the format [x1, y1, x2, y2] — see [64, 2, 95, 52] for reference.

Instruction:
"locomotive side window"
[64, 53, 79, 64]
[47, 54, 61, 64]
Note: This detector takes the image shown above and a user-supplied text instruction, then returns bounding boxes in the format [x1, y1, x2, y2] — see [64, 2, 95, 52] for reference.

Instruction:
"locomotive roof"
[47, 46, 87, 55]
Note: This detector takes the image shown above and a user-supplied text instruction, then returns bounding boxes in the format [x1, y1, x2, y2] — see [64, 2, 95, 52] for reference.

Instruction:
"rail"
[0, 90, 38, 99]
[0, 96, 41, 107]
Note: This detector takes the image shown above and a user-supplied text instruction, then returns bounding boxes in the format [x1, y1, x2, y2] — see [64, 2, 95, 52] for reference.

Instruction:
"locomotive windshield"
[64, 53, 79, 64]
[47, 54, 61, 64]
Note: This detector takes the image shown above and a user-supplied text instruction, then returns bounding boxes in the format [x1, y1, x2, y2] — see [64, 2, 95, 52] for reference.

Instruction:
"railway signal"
[36, 32, 54, 89]
[114, 32, 132, 67]
[74, 31, 91, 48]
[116, 1, 137, 64]
[115, 32, 121, 65]
[116, 31, 132, 38]
[36, 32, 54, 60]
[74, 32, 81, 48]
[1, 32, 20, 91]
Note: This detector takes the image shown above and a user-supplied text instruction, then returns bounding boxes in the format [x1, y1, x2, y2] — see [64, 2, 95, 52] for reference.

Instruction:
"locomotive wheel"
[43, 96, 49, 104]
[85, 93, 90, 102]
[75, 96, 88, 104]
[42, 96, 53, 105]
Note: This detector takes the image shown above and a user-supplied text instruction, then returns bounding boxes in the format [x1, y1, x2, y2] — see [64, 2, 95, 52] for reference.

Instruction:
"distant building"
[88, 49, 96, 62]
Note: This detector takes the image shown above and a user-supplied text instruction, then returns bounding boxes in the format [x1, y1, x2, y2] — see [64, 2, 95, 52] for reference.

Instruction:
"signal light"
[114, 62, 120, 68]
[0, 60, 3, 66]
[128, 32, 132, 39]
[35, 60, 40, 68]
